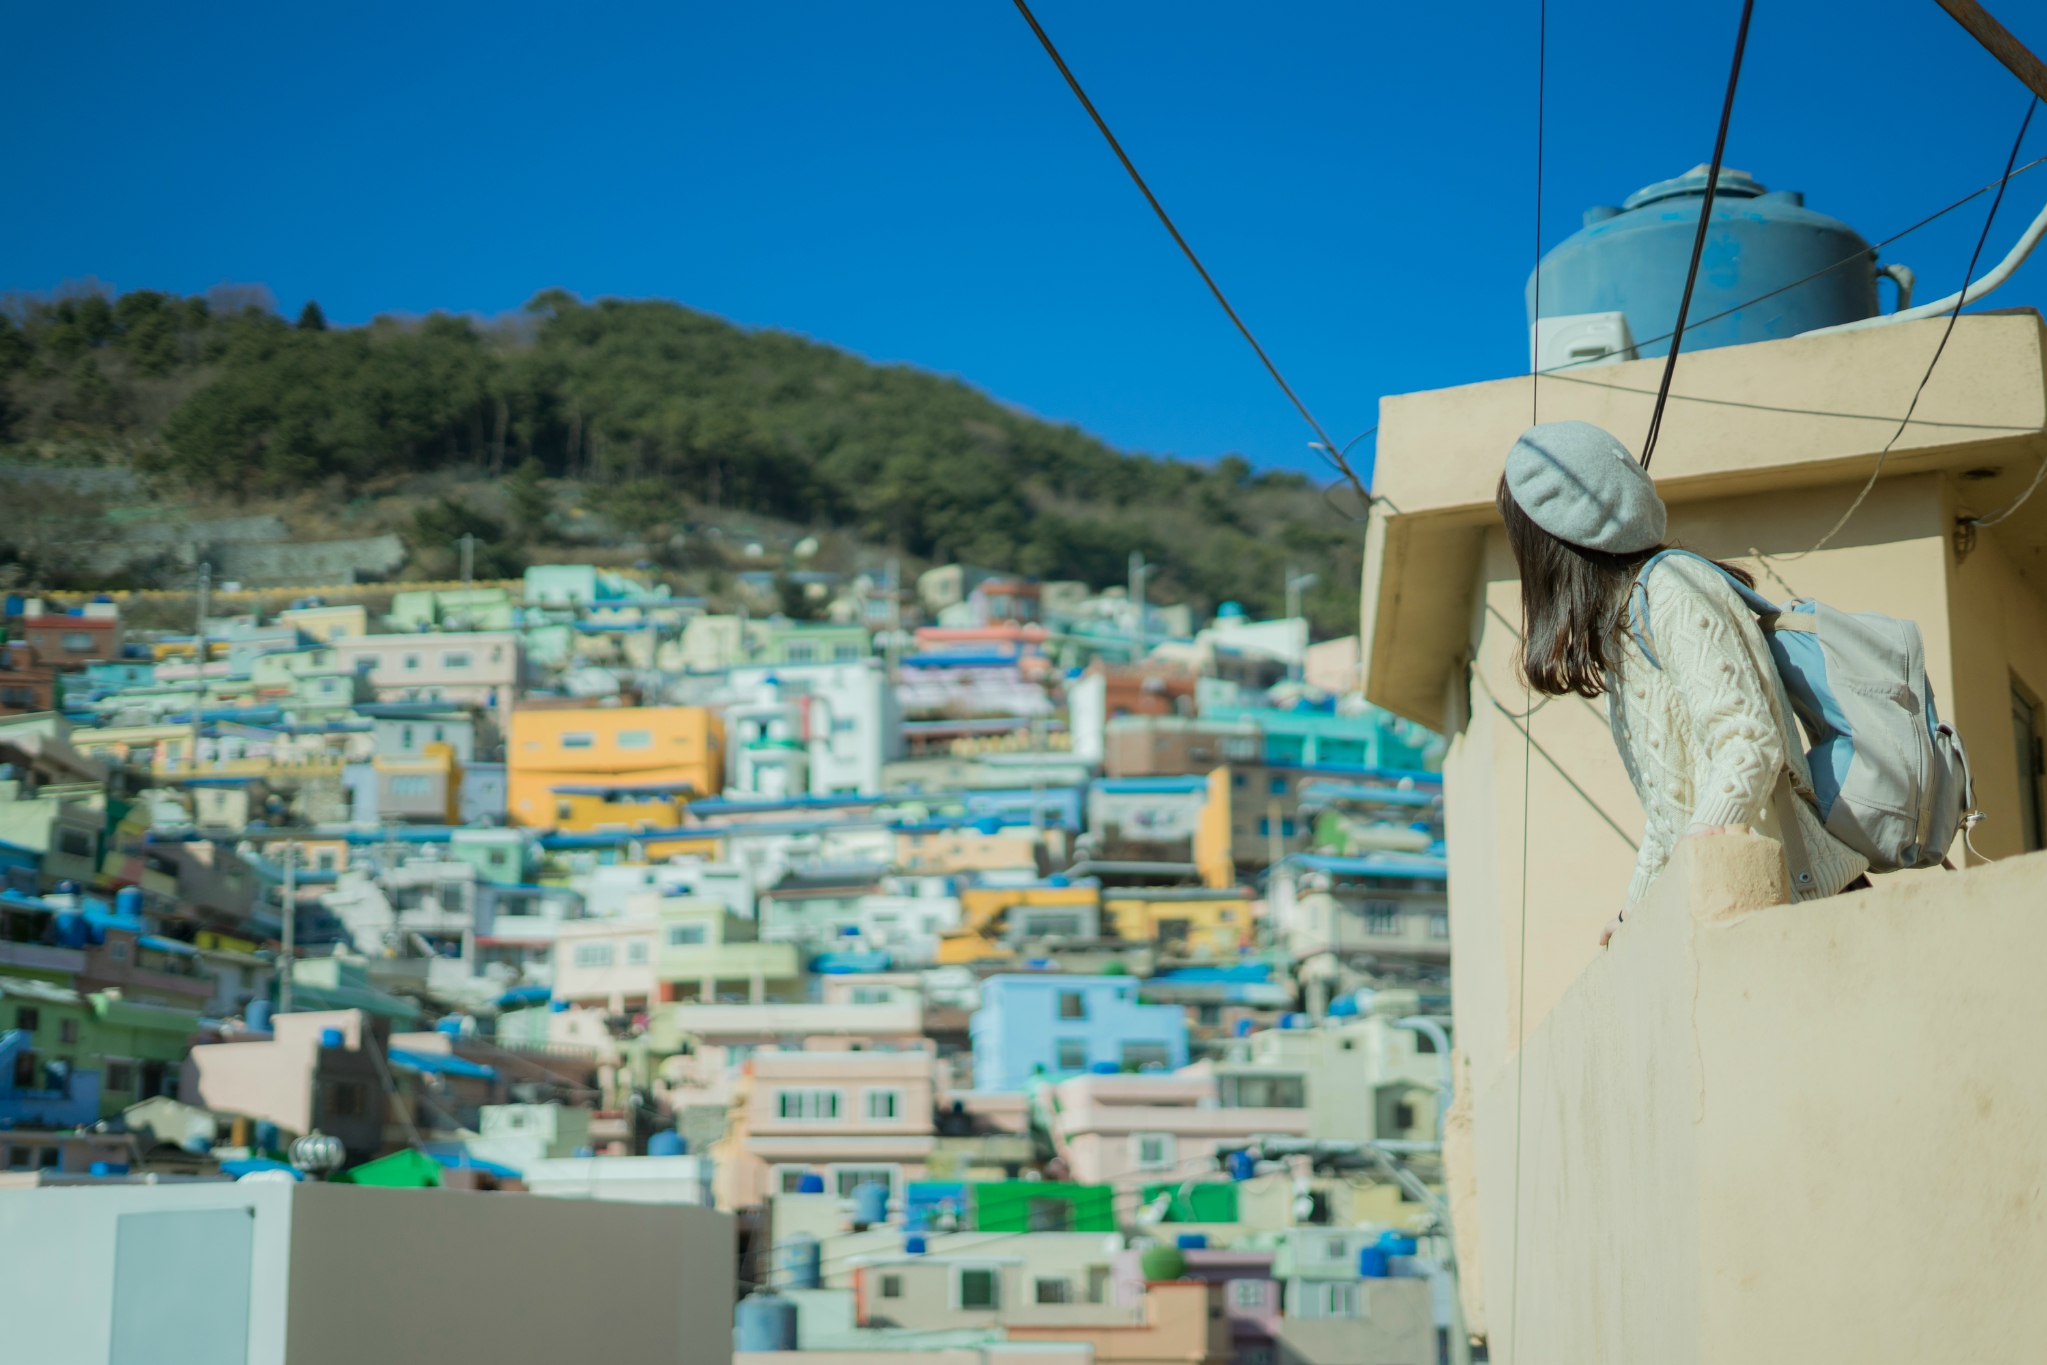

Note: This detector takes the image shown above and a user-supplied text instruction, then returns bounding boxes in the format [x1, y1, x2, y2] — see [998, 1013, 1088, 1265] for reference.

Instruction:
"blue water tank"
[246, 1000, 272, 1032]
[1377, 1230, 1419, 1257]
[647, 1130, 686, 1157]
[115, 885, 142, 918]
[1529, 165, 1881, 360]
[1359, 1246, 1391, 1278]
[1175, 1233, 1208, 1250]
[796, 1172, 827, 1194]
[734, 1294, 799, 1351]
[905, 1234, 928, 1254]
[319, 1028, 344, 1048]
[777, 1233, 822, 1289]
[851, 1181, 891, 1228]
[1227, 1151, 1257, 1181]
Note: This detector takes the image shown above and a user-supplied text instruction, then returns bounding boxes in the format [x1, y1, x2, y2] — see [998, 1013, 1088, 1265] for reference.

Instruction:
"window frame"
[863, 1088, 903, 1121]
[775, 1088, 844, 1121]
[955, 1265, 1001, 1311]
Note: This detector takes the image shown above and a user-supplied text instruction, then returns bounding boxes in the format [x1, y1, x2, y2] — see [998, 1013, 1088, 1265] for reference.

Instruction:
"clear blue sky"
[4, 0, 2044, 481]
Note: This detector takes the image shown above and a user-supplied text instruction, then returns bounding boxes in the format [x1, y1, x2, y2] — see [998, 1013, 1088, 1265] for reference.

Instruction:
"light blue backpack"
[1629, 550, 1973, 875]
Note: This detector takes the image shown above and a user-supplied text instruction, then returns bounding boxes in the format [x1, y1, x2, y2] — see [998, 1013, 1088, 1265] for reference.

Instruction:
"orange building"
[508, 706, 723, 829]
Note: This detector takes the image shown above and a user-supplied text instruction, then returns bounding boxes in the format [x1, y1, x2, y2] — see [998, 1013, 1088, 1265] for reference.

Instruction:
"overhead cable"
[1639, 0, 1757, 473]
[1007, 0, 1368, 501]
[1787, 95, 2038, 560]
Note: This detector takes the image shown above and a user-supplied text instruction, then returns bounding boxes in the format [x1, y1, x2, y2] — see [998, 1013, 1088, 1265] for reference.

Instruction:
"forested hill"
[0, 286, 1361, 627]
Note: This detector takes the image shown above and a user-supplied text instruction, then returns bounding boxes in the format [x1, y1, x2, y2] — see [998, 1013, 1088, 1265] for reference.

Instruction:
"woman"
[1497, 420, 1867, 945]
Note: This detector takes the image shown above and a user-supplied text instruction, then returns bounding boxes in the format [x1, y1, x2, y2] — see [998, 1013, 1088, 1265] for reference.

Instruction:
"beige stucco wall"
[1472, 834, 2047, 1364]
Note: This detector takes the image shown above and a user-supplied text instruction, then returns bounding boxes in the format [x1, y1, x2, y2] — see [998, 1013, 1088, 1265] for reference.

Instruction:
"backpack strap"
[1771, 770, 1818, 898]
[1627, 549, 1785, 670]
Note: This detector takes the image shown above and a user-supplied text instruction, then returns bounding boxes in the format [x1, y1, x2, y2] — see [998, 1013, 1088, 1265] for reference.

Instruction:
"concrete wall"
[0, 1181, 734, 1365]
[1470, 836, 2047, 1363]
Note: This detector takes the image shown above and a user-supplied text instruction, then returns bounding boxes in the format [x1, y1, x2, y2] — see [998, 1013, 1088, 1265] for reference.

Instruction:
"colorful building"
[507, 705, 723, 828]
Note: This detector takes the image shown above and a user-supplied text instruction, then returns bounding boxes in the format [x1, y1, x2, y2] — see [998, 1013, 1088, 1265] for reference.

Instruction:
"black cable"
[1007, 0, 1367, 501]
[1796, 93, 2038, 558]
[1639, 0, 1757, 473]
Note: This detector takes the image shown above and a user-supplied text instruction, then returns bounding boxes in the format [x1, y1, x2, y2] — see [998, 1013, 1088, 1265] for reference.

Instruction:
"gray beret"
[1504, 420, 1666, 553]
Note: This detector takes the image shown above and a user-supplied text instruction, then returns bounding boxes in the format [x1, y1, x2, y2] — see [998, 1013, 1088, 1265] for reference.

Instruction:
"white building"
[725, 661, 901, 797]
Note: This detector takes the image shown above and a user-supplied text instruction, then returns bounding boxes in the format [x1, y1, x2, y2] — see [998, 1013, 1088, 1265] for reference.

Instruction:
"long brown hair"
[1496, 474, 1753, 698]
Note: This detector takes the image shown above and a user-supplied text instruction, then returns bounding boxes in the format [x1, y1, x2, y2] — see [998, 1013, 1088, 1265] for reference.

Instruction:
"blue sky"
[4, 0, 2044, 480]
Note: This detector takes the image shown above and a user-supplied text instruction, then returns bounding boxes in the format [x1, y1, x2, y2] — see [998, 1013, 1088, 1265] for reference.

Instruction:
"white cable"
[1803, 195, 2047, 336]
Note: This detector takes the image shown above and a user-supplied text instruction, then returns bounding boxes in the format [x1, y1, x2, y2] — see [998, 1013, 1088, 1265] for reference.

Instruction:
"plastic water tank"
[1528, 165, 1881, 362]
[1359, 1246, 1391, 1278]
[1175, 1233, 1208, 1250]
[734, 1294, 799, 1352]
[851, 1181, 890, 1228]
[246, 1000, 272, 1032]
[115, 885, 143, 919]
[776, 1233, 822, 1289]
[1377, 1231, 1419, 1257]
[796, 1172, 826, 1194]
[646, 1130, 687, 1157]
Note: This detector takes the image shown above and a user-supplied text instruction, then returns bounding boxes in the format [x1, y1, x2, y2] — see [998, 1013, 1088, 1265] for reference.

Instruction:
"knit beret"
[1504, 420, 1666, 553]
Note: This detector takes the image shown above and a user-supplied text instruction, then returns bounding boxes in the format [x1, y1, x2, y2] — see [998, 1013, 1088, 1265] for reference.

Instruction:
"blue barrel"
[775, 1232, 821, 1289]
[850, 1181, 890, 1228]
[246, 999, 272, 1032]
[1377, 1231, 1419, 1257]
[646, 1130, 686, 1157]
[796, 1172, 826, 1194]
[116, 885, 142, 918]
[1359, 1246, 1390, 1278]
[1175, 1233, 1208, 1250]
[1529, 166, 1881, 359]
[734, 1294, 798, 1351]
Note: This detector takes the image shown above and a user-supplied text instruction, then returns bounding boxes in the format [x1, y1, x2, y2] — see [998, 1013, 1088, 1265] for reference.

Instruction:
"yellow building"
[939, 883, 1101, 965]
[1101, 888, 1251, 959]
[278, 604, 369, 641]
[508, 706, 723, 829]
[893, 827, 1044, 874]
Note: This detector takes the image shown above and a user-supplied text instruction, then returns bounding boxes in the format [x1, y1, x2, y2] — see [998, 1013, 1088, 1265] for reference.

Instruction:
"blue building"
[970, 974, 1188, 1091]
[1201, 702, 1441, 773]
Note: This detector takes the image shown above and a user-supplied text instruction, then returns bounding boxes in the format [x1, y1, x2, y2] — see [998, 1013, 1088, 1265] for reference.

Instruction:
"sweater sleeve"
[1644, 559, 1785, 831]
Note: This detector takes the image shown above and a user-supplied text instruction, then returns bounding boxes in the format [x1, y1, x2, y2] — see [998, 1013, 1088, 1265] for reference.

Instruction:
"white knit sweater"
[1605, 555, 1868, 909]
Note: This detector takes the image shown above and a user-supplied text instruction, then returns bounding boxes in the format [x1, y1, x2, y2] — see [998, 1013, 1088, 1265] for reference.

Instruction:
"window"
[322, 1079, 368, 1117]
[442, 652, 471, 669]
[1035, 1278, 1073, 1305]
[573, 942, 615, 968]
[833, 643, 862, 661]
[834, 1165, 895, 1196]
[1290, 1281, 1362, 1319]
[1028, 914, 1083, 938]
[57, 829, 94, 858]
[616, 730, 653, 750]
[784, 643, 816, 663]
[561, 733, 595, 749]
[626, 939, 650, 965]
[1430, 911, 1450, 940]
[1055, 1039, 1088, 1071]
[776, 1167, 815, 1194]
[390, 775, 430, 797]
[958, 1268, 999, 1310]
[13, 1007, 37, 1033]
[1229, 1279, 1270, 1309]
[1057, 990, 1088, 1020]
[37, 1146, 58, 1169]
[1087, 1265, 1111, 1304]
[0, 687, 36, 708]
[58, 1019, 77, 1044]
[850, 986, 893, 1004]
[105, 1060, 134, 1095]
[1394, 1100, 1417, 1130]
[1132, 1132, 1176, 1171]
[1269, 776, 1289, 795]
[777, 1089, 842, 1120]
[864, 1089, 901, 1120]
[880, 1275, 903, 1299]
[403, 653, 421, 670]
[358, 654, 383, 673]
[3, 1146, 25, 1170]
[2015, 682, 2043, 851]
[1121, 1041, 1171, 1071]
[62, 632, 95, 652]
[1364, 900, 1402, 936]
[668, 923, 707, 946]
[400, 725, 414, 750]
[1219, 1074, 1307, 1109]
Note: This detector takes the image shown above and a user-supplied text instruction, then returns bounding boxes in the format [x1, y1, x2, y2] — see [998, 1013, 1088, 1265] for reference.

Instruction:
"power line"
[1785, 94, 2038, 561]
[1007, 0, 1367, 502]
[1639, 0, 1757, 473]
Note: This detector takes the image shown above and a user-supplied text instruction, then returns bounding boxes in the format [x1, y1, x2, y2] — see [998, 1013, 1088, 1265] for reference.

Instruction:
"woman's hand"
[1684, 822, 1749, 838]
[1600, 912, 1625, 947]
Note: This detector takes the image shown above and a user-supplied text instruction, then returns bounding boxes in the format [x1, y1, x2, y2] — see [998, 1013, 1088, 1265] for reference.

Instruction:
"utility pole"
[458, 533, 476, 585]
[279, 840, 297, 1016]
[1127, 551, 1147, 661]
[1284, 568, 1319, 683]
[884, 557, 902, 685]
[191, 562, 210, 775]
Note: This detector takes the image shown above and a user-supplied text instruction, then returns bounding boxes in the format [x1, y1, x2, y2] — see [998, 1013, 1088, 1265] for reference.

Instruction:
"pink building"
[1045, 1070, 1312, 1197]
[330, 631, 520, 723]
[726, 1049, 939, 1207]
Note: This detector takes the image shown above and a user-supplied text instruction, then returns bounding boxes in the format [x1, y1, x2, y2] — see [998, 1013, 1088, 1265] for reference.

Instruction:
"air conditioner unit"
[1531, 311, 1638, 372]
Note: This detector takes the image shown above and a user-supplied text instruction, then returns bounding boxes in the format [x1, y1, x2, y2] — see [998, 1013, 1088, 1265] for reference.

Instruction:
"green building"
[0, 975, 201, 1119]
[969, 1180, 1117, 1233]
